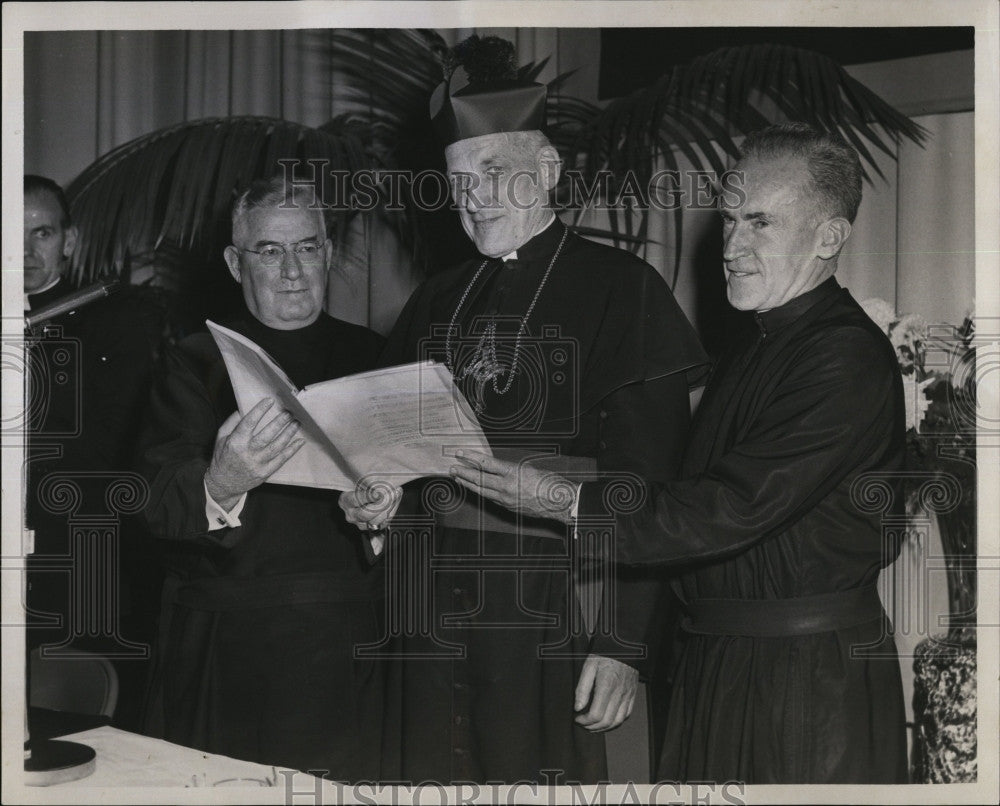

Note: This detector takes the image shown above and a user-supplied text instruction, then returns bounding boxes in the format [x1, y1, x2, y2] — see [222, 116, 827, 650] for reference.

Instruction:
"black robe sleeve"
[586, 370, 690, 673]
[379, 278, 436, 367]
[576, 253, 710, 411]
[137, 338, 242, 548]
[579, 324, 902, 567]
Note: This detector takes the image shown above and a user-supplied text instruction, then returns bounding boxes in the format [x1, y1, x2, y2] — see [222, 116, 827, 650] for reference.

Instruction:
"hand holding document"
[207, 321, 492, 491]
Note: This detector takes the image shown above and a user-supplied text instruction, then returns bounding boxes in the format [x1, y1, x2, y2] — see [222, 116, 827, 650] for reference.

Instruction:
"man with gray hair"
[451, 122, 909, 783]
[341, 36, 707, 783]
[138, 176, 386, 778]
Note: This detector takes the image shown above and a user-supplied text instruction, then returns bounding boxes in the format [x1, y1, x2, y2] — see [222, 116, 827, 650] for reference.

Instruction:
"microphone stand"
[25, 280, 119, 332]
[22, 283, 99, 785]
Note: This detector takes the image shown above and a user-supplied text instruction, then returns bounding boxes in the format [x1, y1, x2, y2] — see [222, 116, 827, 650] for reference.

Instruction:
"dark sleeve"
[586, 371, 690, 674]
[577, 255, 709, 414]
[72, 295, 165, 470]
[578, 327, 901, 566]
[378, 280, 431, 367]
[137, 344, 242, 548]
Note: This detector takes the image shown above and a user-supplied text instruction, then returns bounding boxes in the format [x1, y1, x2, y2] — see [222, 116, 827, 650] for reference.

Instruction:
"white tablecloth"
[50, 726, 290, 788]
[17, 725, 361, 804]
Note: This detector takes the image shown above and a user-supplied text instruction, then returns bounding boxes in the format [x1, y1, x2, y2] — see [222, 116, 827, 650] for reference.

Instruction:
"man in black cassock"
[137, 177, 385, 778]
[24, 175, 164, 727]
[451, 123, 909, 783]
[340, 37, 708, 784]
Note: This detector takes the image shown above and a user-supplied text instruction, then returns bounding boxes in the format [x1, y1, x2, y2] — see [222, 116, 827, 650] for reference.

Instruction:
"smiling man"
[450, 123, 909, 784]
[340, 36, 707, 784]
[137, 176, 386, 778]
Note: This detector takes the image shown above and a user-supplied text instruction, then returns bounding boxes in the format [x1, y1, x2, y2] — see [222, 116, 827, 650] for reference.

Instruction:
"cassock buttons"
[598, 440, 607, 450]
[599, 410, 608, 419]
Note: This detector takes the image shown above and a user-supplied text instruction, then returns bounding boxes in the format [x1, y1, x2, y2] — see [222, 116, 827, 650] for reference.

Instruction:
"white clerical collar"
[501, 214, 557, 262]
[24, 274, 62, 311]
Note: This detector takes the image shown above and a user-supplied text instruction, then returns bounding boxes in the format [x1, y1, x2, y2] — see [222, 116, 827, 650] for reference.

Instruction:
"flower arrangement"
[861, 298, 977, 632]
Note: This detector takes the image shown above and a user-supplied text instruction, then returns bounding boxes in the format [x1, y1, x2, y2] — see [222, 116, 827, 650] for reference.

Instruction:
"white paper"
[207, 321, 492, 491]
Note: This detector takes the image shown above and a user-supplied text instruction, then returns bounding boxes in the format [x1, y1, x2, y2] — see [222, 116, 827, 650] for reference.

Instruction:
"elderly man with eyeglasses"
[137, 176, 386, 779]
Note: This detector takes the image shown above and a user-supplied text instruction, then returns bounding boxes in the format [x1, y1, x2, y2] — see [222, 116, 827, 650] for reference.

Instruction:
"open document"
[207, 321, 492, 491]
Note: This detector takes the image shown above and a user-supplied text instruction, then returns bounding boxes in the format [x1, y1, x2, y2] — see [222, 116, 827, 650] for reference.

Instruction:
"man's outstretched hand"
[449, 450, 576, 523]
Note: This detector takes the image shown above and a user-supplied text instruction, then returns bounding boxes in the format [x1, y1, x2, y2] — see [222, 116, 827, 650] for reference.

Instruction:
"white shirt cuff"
[204, 479, 247, 530]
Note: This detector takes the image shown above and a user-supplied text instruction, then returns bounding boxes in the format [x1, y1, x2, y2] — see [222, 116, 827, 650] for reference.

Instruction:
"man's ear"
[817, 217, 852, 260]
[537, 145, 562, 192]
[323, 239, 333, 272]
[62, 225, 78, 260]
[223, 245, 242, 283]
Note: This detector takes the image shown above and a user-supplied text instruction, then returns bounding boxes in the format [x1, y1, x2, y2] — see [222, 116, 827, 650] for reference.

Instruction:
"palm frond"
[63, 34, 930, 294]
[564, 43, 928, 189]
[65, 117, 376, 284]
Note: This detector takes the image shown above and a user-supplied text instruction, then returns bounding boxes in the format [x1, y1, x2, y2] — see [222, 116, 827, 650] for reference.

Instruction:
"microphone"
[25, 280, 120, 330]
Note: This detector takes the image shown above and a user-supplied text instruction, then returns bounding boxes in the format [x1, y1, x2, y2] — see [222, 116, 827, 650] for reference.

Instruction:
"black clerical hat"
[429, 36, 546, 145]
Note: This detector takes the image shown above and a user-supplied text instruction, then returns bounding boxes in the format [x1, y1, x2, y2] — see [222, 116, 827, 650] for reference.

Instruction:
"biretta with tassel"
[430, 35, 546, 145]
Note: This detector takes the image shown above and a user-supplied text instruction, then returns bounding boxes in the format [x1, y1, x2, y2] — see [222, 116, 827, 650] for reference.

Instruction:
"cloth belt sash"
[681, 586, 884, 638]
[174, 572, 379, 612]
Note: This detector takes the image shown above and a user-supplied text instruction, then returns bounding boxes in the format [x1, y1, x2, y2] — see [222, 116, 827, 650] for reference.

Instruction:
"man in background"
[23, 174, 165, 730]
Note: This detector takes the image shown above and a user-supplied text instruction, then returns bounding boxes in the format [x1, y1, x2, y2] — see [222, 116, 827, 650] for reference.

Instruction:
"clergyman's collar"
[498, 216, 563, 264]
[753, 277, 841, 336]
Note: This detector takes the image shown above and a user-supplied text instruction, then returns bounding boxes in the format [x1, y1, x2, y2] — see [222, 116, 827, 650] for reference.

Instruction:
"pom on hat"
[445, 35, 518, 84]
[430, 35, 546, 145]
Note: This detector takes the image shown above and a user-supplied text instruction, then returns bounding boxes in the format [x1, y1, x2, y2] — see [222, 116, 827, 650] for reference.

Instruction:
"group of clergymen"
[23, 49, 909, 786]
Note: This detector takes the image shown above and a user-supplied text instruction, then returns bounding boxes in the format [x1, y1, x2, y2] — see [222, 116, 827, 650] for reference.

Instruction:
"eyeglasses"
[237, 241, 325, 268]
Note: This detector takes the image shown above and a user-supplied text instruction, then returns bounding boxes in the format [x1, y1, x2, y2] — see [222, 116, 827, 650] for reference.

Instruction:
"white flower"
[860, 298, 897, 335]
[902, 375, 935, 432]
[889, 312, 928, 373]
[891, 313, 928, 350]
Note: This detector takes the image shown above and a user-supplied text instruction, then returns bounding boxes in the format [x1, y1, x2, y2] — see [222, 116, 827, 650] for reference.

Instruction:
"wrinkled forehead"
[445, 132, 522, 173]
[234, 203, 325, 243]
[721, 155, 814, 215]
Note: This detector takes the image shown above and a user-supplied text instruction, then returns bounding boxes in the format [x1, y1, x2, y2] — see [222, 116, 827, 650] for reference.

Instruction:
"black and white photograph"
[2, 1, 998, 803]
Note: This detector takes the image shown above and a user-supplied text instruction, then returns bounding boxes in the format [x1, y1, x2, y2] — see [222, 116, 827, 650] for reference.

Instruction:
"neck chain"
[445, 227, 568, 413]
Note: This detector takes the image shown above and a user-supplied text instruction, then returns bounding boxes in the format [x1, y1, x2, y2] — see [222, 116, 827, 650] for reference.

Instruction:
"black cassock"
[25, 280, 164, 722]
[579, 278, 909, 783]
[379, 220, 708, 783]
[138, 312, 386, 779]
